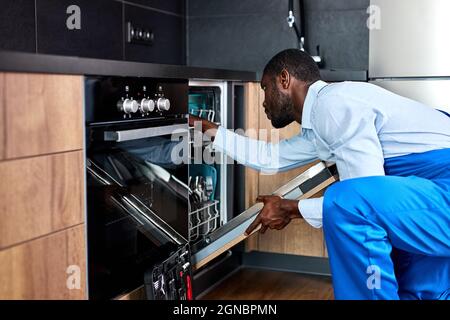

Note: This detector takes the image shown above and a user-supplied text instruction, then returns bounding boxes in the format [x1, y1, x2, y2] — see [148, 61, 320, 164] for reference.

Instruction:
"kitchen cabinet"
[124, 4, 185, 65]
[0, 151, 84, 249]
[243, 83, 327, 258]
[0, 72, 327, 301]
[0, 72, 83, 160]
[0, 72, 86, 299]
[0, 0, 36, 53]
[36, 0, 123, 61]
[0, 225, 86, 299]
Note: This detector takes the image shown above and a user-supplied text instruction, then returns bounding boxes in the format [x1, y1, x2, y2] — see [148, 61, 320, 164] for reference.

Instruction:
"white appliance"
[369, 0, 450, 113]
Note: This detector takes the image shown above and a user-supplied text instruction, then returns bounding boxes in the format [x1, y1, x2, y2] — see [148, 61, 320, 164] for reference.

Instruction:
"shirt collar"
[301, 80, 328, 129]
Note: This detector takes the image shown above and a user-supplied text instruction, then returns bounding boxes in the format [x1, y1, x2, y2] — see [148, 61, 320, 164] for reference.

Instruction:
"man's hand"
[189, 114, 218, 135]
[244, 195, 301, 236]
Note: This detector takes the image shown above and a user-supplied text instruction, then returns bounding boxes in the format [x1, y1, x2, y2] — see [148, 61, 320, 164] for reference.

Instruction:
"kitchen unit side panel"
[244, 83, 326, 257]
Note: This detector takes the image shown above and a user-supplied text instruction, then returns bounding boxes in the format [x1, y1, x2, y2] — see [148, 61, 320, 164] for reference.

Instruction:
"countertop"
[0, 50, 367, 82]
[0, 50, 257, 81]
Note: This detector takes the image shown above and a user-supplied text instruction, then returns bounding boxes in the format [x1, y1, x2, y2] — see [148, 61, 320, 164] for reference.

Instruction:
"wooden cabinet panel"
[243, 83, 327, 257]
[0, 224, 87, 299]
[0, 151, 85, 249]
[256, 219, 326, 257]
[243, 82, 261, 209]
[116, 286, 146, 300]
[242, 83, 262, 252]
[0, 73, 83, 160]
[0, 224, 86, 299]
[0, 93, 5, 160]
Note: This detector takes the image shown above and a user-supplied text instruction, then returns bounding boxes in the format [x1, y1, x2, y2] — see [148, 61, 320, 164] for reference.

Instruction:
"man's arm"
[190, 115, 321, 230]
[189, 115, 318, 173]
[189, 115, 219, 134]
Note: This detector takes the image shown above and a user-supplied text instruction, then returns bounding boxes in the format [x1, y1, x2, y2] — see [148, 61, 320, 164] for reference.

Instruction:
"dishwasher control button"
[156, 97, 171, 111]
[140, 98, 155, 113]
[117, 99, 138, 114]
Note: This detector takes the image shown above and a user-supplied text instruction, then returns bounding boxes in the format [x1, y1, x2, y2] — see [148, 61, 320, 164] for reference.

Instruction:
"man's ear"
[279, 69, 290, 90]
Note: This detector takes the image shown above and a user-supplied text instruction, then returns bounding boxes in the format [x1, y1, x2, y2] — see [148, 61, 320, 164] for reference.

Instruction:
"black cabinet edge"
[0, 50, 257, 81]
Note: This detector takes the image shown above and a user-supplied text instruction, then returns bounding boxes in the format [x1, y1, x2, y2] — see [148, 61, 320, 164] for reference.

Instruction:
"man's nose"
[263, 101, 267, 108]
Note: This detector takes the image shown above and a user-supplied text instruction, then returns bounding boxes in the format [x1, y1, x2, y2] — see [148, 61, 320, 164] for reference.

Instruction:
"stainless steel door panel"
[370, 79, 450, 112]
[369, 0, 450, 78]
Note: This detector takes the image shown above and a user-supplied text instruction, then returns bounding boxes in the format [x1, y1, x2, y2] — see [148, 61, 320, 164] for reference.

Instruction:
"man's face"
[261, 74, 296, 129]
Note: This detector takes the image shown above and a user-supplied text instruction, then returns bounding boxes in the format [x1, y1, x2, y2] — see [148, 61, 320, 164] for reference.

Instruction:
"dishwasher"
[84, 75, 338, 300]
[186, 80, 338, 295]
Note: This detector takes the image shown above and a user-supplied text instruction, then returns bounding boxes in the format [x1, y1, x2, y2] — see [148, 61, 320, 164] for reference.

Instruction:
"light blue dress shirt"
[213, 80, 450, 228]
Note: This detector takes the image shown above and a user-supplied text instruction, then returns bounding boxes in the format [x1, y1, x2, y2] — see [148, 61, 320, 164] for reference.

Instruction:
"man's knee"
[323, 177, 379, 231]
[323, 181, 341, 216]
[323, 179, 361, 212]
[323, 181, 348, 232]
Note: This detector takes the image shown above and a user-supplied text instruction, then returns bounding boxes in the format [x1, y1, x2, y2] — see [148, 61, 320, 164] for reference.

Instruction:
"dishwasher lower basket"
[189, 200, 220, 242]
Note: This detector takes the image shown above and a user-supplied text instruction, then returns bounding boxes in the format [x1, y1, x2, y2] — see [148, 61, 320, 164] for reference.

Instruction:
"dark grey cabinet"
[124, 4, 185, 65]
[0, 0, 36, 52]
[0, 0, 186, 65]
[36, 0, 123, 60]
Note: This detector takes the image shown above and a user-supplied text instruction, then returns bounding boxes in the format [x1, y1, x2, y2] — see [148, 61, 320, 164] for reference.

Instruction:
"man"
[189, 49, 450, 300]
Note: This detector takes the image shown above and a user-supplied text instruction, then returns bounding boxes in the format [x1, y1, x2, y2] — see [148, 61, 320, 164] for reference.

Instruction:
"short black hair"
[263, 49, 321, 83]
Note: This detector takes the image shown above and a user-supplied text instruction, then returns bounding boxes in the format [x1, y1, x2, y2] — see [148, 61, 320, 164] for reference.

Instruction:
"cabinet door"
[243, 83, 327, 257]
[0, 72, 83, 160]
[0, 151, 85, 249]
[0, 72, 86, 300]
[0, 224, 87, 299]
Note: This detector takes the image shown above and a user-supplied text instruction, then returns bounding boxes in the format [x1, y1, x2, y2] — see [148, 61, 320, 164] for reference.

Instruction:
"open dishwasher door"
[191, 161, 338, 270]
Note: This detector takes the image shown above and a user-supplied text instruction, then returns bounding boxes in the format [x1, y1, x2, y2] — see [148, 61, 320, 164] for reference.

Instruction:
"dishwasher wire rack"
[188, 200, 220, 242]
[189, 109, 216, 122]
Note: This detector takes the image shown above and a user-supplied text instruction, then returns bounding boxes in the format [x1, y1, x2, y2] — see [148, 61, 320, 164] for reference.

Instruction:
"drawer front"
[0, 224, 87, 299]
[0, 72, 83, 160]
[0, 151, 85, 249]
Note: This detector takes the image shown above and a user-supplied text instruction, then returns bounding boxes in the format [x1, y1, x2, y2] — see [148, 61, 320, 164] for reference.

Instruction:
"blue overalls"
[323, 144, 450, 299]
